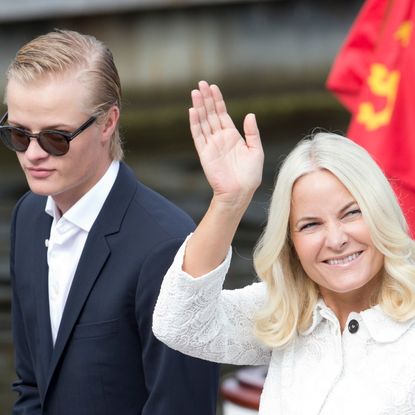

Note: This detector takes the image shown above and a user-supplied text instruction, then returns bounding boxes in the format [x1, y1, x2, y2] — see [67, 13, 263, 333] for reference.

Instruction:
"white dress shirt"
[153, 238, 415, 415]
[46, 161, 119, 344]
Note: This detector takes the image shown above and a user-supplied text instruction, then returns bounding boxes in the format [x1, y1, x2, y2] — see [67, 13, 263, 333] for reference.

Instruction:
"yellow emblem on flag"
[395, 21, 412, 47]
[357, 64, 400, 131]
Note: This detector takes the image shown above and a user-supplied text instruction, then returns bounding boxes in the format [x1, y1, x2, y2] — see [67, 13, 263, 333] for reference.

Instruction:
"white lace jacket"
[153, 240, 415, 415]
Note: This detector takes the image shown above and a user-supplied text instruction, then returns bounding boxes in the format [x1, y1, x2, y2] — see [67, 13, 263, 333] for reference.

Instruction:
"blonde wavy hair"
[5, 29, 123, 160]
[253, 132, 415, 348]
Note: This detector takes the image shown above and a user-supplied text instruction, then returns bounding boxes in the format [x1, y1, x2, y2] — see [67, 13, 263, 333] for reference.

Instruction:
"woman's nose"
[325, 222, 348, 250]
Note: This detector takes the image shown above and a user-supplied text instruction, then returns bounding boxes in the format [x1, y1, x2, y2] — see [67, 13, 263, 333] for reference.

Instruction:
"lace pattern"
[153, 239, 271, 365]
[153, 238, 415, 415]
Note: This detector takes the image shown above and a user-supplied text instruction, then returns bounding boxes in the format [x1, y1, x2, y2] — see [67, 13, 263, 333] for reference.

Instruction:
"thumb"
[243, 113, 262, 150]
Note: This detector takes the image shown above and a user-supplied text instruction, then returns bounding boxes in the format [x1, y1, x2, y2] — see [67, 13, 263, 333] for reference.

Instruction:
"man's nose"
[24, 137, 49, 160]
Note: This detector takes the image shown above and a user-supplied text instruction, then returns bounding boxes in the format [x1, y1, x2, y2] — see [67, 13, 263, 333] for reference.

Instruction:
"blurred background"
[0, 0, 362, 412]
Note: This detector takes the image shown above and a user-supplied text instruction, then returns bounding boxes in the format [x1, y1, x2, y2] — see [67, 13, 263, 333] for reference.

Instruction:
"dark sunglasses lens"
[39, 132, 69, 156]
[0, 127, 29, 152]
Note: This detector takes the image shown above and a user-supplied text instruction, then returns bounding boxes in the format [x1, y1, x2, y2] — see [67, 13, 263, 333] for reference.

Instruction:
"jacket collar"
[301, 298, 415, 343]
[44, 162, 138, 396]
[45, 161, 120, 232]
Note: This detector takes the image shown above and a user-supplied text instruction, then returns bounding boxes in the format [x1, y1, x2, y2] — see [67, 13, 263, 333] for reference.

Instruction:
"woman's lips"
[323, 251, 363, 266]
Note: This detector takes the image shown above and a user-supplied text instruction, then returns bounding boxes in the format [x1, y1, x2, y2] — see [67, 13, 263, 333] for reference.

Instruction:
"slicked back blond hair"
[5, 29, 123, 160]
[253, 132, 415, 348]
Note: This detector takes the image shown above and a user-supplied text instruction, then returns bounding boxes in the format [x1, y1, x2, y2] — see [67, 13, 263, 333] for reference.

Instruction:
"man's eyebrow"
[7, 120, 74, 130]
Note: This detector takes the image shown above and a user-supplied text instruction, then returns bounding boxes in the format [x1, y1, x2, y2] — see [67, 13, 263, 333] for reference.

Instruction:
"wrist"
[210, 193, 252, 217]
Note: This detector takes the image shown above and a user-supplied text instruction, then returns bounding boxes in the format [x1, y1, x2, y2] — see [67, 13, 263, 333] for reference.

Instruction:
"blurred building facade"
[0, 0, 362, 96]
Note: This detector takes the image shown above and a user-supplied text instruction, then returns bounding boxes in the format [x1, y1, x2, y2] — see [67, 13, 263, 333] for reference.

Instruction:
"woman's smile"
[323, 250, 363, 266]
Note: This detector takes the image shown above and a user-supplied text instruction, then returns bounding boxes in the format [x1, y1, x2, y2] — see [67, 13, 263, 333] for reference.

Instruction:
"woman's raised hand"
[190, 81, 264, 208]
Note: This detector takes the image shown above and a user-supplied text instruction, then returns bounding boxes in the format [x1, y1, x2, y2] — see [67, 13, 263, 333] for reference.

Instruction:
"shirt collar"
[300, 299, 331, 336]
[45, 160, 120, 232]
[301, 298, 415, 343]
[360, 305, 415, 343]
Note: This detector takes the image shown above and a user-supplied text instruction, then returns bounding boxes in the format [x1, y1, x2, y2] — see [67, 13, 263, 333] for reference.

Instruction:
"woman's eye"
[299, 222, 318, 231]
[345, 209, 361, 218]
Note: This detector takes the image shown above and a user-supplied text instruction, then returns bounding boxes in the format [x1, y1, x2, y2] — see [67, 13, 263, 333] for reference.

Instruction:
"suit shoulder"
[130, 181, 195, 239]
[12, 191, 46, 219]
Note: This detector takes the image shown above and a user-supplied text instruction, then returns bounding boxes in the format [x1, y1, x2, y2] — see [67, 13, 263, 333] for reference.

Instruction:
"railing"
[221, 366, 267, 414]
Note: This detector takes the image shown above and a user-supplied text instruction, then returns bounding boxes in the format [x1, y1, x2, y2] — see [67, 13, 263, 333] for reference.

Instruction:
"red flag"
[327, 0, 415, 236]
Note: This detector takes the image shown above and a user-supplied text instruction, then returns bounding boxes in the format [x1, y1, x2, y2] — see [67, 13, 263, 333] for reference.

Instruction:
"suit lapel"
[33, 210, 54, 398]
[47, 233, 110, 380]
[44, 162, 138, 394]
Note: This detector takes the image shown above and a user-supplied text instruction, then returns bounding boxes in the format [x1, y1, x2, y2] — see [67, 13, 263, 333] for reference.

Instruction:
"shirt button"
[348, 319, 359, 334]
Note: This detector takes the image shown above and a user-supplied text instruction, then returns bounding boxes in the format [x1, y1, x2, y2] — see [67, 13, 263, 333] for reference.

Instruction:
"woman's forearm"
[183, 194, 252, 277]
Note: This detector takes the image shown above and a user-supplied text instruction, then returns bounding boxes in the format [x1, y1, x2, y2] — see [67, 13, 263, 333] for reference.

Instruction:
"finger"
[210, 84, 237, 130]
[198, 81, 222, 133]
[189, 108, 206, 155]
[243, 113, 262, 150]
[191, 89, 213, 137]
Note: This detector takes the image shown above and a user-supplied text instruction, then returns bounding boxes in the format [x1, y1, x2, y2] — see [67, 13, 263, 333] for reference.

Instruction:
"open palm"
[190, 81, 264, 205]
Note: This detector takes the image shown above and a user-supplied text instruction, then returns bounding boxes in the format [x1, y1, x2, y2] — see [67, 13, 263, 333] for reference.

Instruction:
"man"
[0, 29, 219, 415]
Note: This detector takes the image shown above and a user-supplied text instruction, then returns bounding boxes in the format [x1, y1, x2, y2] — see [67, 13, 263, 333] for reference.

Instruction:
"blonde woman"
[153, 81, 415, 414]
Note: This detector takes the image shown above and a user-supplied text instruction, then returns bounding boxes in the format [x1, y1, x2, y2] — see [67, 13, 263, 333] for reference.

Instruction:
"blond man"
[1, 30, 219, 415]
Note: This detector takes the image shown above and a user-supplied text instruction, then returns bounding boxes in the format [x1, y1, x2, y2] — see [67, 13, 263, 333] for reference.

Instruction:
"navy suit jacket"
[10, 162, 219, 415]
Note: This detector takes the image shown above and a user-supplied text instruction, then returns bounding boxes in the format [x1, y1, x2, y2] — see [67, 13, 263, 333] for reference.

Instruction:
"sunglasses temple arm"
[0, 112, 8, 125]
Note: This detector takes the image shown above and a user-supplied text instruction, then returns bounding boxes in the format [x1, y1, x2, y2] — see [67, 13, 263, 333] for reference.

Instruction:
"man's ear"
[101, 105, 120, 143]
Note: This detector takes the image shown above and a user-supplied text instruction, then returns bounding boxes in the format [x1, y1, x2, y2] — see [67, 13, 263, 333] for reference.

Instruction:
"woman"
[153, 81, 415, 414]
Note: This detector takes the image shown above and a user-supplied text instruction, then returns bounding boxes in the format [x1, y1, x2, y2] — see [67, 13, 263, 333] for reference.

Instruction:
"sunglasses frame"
[0, 112, 96, 156]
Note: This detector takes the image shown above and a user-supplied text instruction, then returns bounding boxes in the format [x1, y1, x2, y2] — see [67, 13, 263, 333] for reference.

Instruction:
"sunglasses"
[0, 112, 96, 156]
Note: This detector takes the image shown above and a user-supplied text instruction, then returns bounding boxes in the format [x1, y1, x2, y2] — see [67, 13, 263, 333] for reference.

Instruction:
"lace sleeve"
[153, 237, 271, 366]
